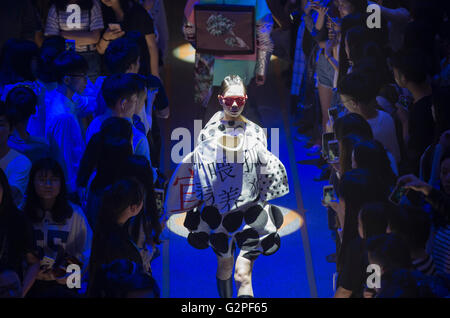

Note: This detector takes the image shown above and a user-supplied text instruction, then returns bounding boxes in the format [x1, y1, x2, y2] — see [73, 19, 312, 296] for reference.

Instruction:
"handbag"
[194, 4, 255, 55]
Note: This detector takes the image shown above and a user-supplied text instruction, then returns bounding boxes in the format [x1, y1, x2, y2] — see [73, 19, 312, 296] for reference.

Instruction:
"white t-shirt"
[366, 110, 401, 164]
[0, 149, 32, 205]
[45, 89, 86, 193]
[33, 203, 92, 277]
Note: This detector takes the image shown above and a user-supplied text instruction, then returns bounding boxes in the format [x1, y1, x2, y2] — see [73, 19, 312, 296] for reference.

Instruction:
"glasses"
[221, 96, 247, 107]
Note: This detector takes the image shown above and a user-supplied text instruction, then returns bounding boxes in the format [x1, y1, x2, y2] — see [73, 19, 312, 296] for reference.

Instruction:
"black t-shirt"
[407, 95, 435, 173]
[102, 2, 155, 75]
[0, 209, 36, 281]
[338, 237, 368, 298]
[89, 222, 143, 296]
[147, 75, 169, 112]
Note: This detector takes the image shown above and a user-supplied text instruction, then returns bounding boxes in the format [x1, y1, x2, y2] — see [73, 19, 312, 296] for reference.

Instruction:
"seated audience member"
[367, 234, 440, 298]
[95, 259, 159, 298]
[0, 39, 38, 97]
[0, 168, 40, 297]
[397, 149, 450, 274]
[87, 178, 152, 297]
[5, 86, 50, 163]
[391, 48, 435, 174]
[335, 202, 390, 298]
[0, 101, 32, 205]
[86, 73, 153, 171]
[352, 139, 398, 192]
[338, 69, 401, 164]
[23, 158, 92, 298]
[45, 51, 89, 193]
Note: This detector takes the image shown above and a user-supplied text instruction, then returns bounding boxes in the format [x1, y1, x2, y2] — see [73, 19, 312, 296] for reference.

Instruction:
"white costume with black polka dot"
[165, 111, 289, 259]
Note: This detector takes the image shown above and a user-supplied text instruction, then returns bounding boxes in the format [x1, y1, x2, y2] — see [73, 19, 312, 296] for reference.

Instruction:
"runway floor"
[150, 2, 336, 298]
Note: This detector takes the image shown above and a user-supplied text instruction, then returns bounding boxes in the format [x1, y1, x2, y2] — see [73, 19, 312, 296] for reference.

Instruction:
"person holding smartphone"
[45, 0, 104, 82]
[98, 0, 160, 78]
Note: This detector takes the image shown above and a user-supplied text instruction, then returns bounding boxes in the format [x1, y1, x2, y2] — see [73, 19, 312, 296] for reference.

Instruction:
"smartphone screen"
[154, 188, 165, 214]
[322, 132, 336, 159]
[389, 184, 409, 205]
[65, 39, 75, 51]
[327, 140, 340, 163]
[322, 185, 337, 205]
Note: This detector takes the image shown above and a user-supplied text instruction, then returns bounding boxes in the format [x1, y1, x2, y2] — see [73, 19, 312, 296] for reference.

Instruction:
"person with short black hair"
[5, 86, 50, 163]
[87, 178, 154, 297]
[92, 36, 169, 168]
[85, 73, 155, 177]
[391, 48, 435, 174]
[338, 69, 401, 165]
[44, 50, 89, 193]
[0, 101, 32, 206]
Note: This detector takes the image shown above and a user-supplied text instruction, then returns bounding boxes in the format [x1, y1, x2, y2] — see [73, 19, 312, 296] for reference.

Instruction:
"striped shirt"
[432, 225, 450, 275]
[412, 254, 437, 276]
[45, 0, 104, 52]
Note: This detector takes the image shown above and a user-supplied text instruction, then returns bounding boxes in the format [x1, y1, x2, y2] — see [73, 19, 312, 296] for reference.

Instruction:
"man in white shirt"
[45, 51, 89, 193]
[85, 73, 155, 179]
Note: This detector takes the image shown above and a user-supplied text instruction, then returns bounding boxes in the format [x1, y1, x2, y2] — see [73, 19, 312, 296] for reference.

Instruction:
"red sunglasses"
[220, 96, 247, 107]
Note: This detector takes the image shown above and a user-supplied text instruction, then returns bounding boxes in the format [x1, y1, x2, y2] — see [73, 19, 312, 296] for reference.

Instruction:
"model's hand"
[394, 102, 409, 124]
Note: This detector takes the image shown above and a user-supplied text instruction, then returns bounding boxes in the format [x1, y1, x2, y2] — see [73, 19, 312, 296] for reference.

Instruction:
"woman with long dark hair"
[88, 178, 159, 297]
[0, 168, 40, 297]
[327, 169, 387, 297]
[23, 158, 92, 298]
[333, 202, 390, 298]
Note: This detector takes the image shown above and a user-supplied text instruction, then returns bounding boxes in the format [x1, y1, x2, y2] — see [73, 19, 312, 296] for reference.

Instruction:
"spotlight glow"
[172, 43, 278, 63]
[166, 205, 303, 238]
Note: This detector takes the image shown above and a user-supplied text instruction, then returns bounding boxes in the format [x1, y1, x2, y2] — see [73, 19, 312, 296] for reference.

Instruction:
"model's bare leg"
[216, 255, 234, 298]
[234, 256, 255, 297]
[318, 83, 333, 133]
